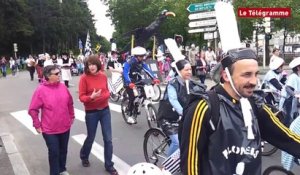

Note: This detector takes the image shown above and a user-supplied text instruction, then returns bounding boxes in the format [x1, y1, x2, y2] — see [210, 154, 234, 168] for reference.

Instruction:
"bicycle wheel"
[263, 165, 294, 175]
[146, 104, 158, 128]
[120, 93, 132, 125]
[152, 84, 161, 102]
[143, 128, 170, 166]
[261, 140, 278, 156]
[110, 92, 120, 102]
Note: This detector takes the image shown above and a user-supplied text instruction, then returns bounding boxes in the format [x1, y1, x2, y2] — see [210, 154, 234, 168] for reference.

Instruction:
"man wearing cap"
[180, 48, 300, 175]
[122, 46, 160, 124]
[280, 57, 300, 126]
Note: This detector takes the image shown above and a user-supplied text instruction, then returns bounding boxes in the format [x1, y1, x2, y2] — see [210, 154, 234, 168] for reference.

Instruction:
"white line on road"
[10, 110, 38, 135]
[108, 102, 122, 113]
[72, 134, 131, 175]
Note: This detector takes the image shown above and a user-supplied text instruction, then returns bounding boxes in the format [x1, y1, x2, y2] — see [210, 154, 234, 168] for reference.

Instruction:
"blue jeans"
[1, 65, 6, 77]
[167, 134, 179, 156]
[80, 107, 114, 170]
[42, 130, 70, 175]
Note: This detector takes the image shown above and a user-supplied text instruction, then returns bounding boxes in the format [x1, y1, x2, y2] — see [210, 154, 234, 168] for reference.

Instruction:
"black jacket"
[180, 85, 300, 175]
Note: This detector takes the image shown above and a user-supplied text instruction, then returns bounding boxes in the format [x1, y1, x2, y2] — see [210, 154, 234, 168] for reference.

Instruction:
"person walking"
[25, 55, 36, 81]
[195, 50, 207, 84]
[180, 48, 300, 175]
[58, 53, 72, 88]
[188, 44, 197, 76]
[78, 55, 119, 175]
[28, 65, 74, 175]
[1, 56, 7, 78]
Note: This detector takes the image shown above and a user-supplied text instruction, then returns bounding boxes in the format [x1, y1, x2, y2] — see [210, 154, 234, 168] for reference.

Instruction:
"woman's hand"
[90, 88, 102, 99]
[36, 127, 42, 134]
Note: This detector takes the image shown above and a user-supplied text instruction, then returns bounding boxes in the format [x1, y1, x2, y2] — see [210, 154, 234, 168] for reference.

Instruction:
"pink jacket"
[28, 81, 74, 134]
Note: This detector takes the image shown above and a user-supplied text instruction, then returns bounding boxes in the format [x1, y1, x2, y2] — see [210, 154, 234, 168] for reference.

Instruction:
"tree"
[0, 0, 110, 56]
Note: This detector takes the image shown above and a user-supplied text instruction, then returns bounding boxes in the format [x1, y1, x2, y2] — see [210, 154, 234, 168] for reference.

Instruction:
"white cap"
[132, 46, 147, 55]
[269, 57, 284, 70]
[289, 57, 300, 69]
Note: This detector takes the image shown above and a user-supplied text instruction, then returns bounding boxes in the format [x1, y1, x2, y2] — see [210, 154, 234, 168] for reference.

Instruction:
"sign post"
[13, 43, 18, 58]
[187, 1, 217, 35]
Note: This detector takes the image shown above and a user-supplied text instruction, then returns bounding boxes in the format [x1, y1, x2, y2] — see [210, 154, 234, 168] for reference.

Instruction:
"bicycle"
[152, 84, 161, 102]
[110, 87, 125, 102]
[121, 81, 158, 128]
[143, 127, 170, 167]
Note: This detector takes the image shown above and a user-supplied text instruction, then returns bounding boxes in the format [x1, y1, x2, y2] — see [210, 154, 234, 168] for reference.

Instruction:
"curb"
[0, 133, 30, 175]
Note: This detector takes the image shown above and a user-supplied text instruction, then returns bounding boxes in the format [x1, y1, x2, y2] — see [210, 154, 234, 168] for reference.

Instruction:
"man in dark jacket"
[180, 48, 300, 175]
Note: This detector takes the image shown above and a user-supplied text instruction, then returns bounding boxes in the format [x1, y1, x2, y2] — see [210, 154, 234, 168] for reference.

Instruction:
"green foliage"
[0, 0, 109, 56]
[106, 0, 300, 50]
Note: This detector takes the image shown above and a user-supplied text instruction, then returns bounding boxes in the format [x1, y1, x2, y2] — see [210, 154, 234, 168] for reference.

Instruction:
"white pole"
[263, 36, 266, 68]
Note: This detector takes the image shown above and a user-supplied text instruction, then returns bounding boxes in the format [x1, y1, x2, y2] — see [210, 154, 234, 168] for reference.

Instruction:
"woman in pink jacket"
[28, 65, 74, 175]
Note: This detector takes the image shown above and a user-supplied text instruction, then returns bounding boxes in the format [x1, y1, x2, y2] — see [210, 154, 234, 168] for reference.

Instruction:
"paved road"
[0, 70, 300, 175]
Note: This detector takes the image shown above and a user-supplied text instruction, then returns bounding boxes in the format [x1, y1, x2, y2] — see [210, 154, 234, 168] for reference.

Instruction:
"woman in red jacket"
[78, 55, 119, 175]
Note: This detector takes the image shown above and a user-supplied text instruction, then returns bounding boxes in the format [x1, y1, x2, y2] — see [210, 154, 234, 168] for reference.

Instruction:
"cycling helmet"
[132, 46, 147, 56]
[269, 57, 284, 70]
[289, 57, 300, 69]
[127, 162, 164, 175]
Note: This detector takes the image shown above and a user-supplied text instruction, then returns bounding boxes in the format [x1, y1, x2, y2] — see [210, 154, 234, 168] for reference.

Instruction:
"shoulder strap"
[207, 90, 220, 131]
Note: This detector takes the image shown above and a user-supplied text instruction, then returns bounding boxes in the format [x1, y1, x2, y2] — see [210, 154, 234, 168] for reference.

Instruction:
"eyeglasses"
[222, 48, 257, 68]
[51, 72, 60, 76]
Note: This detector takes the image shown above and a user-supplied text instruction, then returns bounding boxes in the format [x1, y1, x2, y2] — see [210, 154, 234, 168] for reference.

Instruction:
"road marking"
[108, 102, 122, 113]
[72, 134, 131, 175]
[10, 110, 39, 135]
[74, 108, 85, 122]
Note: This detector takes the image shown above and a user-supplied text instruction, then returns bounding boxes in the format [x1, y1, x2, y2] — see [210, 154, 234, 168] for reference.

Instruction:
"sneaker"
[127, 117, 136, 124]
[106, 167, 119, 175]
[60, 171, 70, 175]
[81, 159, 90, 167]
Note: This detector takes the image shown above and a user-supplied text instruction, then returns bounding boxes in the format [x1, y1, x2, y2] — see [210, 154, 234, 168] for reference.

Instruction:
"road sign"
[187, 1, 216, 13]
[188, 19, 216, 28]
[188, 11, 216, 20]
[204, 33, 214, 40]
[188, 27, 217, 33]
[13, 43, 18, 52]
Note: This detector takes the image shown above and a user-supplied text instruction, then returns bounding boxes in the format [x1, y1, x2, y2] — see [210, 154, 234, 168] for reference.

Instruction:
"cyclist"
[122, 46, 160, 124]
[281, 57, 300, 126]
[157, 59, 193, 156]
[261, 57, 285, 105]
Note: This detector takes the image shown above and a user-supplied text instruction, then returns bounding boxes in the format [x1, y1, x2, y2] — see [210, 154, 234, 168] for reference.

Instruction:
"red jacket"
[79, 72, 110, 110]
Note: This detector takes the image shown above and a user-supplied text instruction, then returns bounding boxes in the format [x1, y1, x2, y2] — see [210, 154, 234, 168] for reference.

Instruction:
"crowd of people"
[21, 43, 300, 175]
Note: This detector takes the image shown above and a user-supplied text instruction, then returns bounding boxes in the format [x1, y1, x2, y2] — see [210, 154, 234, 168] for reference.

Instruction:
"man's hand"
[90, 88, 102, 99]
[152, 79, 160, 84]
[129, 83, 136, 89]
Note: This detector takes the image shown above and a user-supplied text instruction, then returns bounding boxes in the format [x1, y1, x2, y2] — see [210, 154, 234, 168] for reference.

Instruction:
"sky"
[86, 0, 115, 40]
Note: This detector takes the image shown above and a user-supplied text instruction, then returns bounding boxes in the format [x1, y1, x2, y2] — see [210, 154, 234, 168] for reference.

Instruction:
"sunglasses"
[51, 72, 60, 76]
